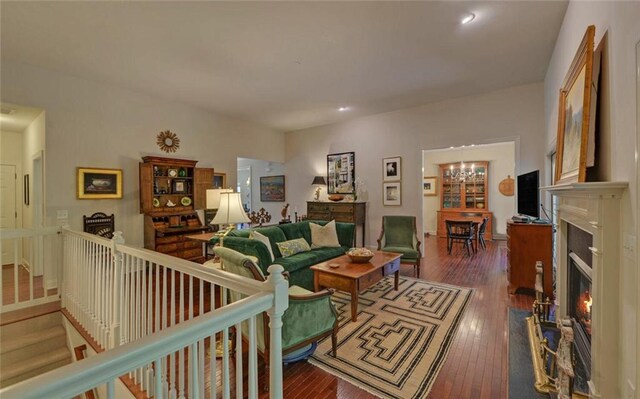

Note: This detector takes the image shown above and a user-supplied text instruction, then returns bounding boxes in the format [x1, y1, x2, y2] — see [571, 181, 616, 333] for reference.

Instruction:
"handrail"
[0, 292, 273, 399]
[115, 243, 267, 295]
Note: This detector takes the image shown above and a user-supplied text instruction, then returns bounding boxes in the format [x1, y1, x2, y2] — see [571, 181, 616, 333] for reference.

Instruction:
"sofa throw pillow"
[276, 238, 311, 258]
[249, 230, 275, 262]
[310, 220, 341, 248]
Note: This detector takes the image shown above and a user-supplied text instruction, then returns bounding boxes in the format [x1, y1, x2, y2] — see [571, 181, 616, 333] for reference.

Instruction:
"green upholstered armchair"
[213, 247, 338, 388]
[376, 215, 422, 278]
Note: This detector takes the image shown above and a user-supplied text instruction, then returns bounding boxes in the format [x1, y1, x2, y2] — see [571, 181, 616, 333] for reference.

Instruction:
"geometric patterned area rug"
[309, 276, 473, 399]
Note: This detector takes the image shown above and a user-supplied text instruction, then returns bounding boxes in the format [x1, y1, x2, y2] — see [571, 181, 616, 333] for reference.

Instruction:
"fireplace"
[542, 181, 627, 398]
[567, 252, 592, 392]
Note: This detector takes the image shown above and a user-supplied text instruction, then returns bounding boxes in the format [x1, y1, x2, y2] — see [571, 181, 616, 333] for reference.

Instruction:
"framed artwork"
[77, 167, 123, 199]
[423, 176, 437, 196]
[213, 172, 226, 189]
[173, 180, 187, 194]
[23, 174, 29, 205]
[383, 156, 401, 181]
[327, 152, 355, 194]
[260, 175, 285, 202]
[555, 25, 595, 184]
[383, 182, 401, 206]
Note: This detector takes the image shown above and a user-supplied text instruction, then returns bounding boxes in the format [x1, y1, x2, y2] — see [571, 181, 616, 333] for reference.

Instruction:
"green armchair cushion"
[213, 247, 338, 354]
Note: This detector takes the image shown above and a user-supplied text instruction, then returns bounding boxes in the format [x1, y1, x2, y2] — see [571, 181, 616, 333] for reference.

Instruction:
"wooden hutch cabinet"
[436, 161, 493, 240]
[140, 156, 214, 261]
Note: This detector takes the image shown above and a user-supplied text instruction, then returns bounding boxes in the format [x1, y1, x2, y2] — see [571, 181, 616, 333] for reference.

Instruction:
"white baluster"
[190, 343, 200, 399]
[266, 264, 289, 398]
[235, 321, 243, 399]
[248, 315, 257, 399]
[155, 358, 164, 399]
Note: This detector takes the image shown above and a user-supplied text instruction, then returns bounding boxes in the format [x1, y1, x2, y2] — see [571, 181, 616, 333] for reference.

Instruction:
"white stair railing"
[2, 227, 289, 398]
[0, 227, 62, 312]
[0, 285, 284, 399]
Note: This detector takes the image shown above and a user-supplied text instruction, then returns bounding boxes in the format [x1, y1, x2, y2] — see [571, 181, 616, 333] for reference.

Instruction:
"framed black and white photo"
[383, 156, 401, 181]
[23, 174, 29, 205]
[383, 182, 401, 206]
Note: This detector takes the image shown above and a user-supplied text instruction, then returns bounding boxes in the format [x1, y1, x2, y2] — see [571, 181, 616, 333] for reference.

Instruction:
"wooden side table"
[185, 232, 217, 261]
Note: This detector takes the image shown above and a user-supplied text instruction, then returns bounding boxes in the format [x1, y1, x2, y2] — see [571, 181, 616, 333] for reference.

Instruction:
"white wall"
[422, 142, 516, 236]
[1, 61, 285, 247]
[285, 82, 544, 247]
[543, 2, 640, 397]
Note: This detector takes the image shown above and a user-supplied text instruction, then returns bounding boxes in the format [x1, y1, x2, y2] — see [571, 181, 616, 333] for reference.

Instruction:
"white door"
[1, 164, 17, 264]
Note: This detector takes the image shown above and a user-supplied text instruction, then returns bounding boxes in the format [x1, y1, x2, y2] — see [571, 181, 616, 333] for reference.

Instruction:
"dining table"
[445, 217, 483, 253]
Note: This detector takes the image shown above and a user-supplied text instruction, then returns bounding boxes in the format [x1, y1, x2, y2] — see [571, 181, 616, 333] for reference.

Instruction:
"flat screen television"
[517, 170, 540, 219]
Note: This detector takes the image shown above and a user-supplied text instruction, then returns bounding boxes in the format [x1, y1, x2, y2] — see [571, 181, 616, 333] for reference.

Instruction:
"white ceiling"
[1, 1, 567, 132]
[0, 103, 44, 133]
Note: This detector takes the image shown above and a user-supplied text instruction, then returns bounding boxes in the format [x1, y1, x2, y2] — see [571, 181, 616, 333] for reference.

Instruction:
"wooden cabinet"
[307, 201, 366, 246]
[139, 156, 214, 261]
[437, 161, 491, 238]
[440, 161, 488, 211]
[506, 221, 553, 299]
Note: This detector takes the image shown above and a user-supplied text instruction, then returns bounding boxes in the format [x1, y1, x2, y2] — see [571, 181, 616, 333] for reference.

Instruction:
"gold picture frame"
[423, 176, 437, 196]
[77, 167, 123, 199]
[554, 25, 595, 184]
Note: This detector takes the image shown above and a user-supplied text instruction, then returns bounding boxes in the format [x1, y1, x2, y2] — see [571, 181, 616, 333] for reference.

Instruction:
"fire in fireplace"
[568, 252, 592, 341]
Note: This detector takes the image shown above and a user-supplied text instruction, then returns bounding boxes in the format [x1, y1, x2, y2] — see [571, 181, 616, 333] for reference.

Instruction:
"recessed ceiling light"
[461, 13, 476, 25]
[338, 106, 350, 112]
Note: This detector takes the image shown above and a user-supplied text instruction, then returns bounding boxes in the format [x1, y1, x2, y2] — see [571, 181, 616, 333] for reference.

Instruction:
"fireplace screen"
[568, 252, 592, 340]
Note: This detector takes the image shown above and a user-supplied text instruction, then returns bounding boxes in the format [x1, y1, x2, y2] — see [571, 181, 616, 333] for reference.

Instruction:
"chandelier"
[449, 145, 477, 181]
[450, 162, 476, 181]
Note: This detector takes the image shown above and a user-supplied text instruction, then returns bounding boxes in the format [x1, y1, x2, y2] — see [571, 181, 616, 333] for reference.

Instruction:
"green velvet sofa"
[215, 220, 355, 291]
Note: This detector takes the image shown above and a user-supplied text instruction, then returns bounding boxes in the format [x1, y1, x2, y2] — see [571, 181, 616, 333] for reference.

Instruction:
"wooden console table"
[307, 201, 366, 246]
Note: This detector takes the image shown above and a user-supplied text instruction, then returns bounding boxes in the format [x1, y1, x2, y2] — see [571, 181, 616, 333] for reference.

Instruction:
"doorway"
[422, 141, 516, 240]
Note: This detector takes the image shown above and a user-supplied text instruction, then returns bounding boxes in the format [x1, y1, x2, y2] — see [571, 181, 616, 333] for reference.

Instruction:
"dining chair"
[477, 217, 490, 250]
[445, 220, 475, 256]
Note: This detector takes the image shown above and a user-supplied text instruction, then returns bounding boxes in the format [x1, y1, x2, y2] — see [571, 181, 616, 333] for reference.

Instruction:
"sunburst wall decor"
[157, 130, 180, 153]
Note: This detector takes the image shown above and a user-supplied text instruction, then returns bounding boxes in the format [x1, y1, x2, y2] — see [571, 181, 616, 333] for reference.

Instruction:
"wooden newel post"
[265, 264, 289, 398]
[110, 231, 125, 349]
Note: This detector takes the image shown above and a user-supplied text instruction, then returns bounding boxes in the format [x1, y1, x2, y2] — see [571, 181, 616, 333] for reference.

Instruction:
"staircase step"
[0, 325, 67, 365]
[0, 312, 62, 337]
[0, 346, 71, 387]
[0, 325, 66, 354]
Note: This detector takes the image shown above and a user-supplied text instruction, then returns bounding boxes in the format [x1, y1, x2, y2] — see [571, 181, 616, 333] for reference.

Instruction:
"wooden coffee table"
[310, 251, 402, 322]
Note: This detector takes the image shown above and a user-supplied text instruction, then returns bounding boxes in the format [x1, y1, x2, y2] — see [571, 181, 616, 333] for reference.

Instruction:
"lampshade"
[210, 192, 250, 225]
[206, 188, 233, 209]
[312, 176, 326, 186]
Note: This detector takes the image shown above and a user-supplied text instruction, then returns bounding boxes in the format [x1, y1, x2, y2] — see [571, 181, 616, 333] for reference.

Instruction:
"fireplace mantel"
[543, 181, 628, 398]
[541, 181, 627, 198]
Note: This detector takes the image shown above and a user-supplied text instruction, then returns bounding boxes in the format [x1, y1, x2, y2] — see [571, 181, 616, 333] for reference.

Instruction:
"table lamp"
[312, 176, 326, 201]
[210, 191, 250, 248]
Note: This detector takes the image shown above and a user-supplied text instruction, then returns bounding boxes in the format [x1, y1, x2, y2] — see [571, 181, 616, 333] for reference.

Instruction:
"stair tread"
[0, 325, 66, 354]
[0, 346, 71, 381]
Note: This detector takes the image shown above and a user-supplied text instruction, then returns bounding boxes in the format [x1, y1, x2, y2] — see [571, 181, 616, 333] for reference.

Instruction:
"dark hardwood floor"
[265, 236, 534, 399]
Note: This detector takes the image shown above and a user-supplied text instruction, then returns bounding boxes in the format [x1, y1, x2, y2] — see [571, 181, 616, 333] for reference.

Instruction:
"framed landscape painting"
[555, 25, 595, 184]
[260, 175, 285, 202]
[327, 152, 355, 194]
[77, 167, 123, 199]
